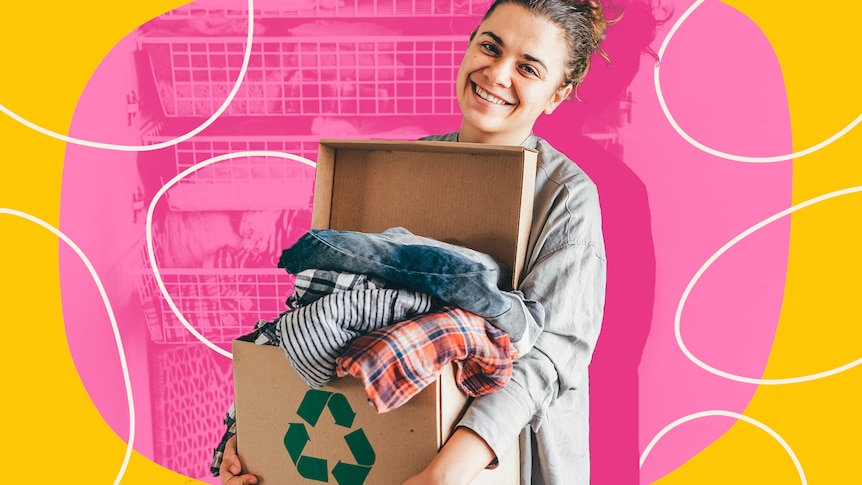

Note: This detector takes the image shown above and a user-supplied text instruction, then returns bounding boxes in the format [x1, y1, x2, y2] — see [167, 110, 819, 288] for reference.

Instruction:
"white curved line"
[639, 409, 806, 484]
[676, 186, 862, 384]
[145, 151, 317, 359]
[0, 0, 256, 152]
[0, 208, 135, 485]
[655, 0, 862, 163]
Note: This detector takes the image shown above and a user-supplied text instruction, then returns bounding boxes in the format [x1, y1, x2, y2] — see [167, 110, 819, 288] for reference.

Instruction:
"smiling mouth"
[472, 82, 510, 105]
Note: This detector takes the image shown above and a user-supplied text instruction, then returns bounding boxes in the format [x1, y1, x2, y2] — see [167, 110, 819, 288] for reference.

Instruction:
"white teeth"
[474, 84, 507, 105]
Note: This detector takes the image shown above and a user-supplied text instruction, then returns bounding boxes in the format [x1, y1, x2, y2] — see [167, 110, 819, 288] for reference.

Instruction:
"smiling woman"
[456, 0, 606, 146]
[214, 2, 609, 485]
[410, 4, 608, 485]
[456, 5, 573, 145]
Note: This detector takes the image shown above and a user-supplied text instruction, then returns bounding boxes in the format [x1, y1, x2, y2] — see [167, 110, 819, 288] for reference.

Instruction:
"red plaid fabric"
[336, 306, 518, 413]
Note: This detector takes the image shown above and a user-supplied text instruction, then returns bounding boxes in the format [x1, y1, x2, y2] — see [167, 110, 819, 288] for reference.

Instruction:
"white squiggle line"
[0, 208, 135, 485]
[676, 186, 862, 384]
[0, 0, 256, 152]
[655, 0, 862, 163]
[639, 409, 807, 484]
[146, 151, 317, 359]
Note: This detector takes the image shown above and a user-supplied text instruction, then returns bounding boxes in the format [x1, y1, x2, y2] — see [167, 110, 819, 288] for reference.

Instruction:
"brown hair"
[479, 0, 609, 88]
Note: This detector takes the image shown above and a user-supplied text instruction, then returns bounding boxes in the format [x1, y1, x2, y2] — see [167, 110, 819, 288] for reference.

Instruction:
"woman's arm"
[420, 236, 607, 476]
[402, 428, 495, 485]
[460, 241, 606, 462]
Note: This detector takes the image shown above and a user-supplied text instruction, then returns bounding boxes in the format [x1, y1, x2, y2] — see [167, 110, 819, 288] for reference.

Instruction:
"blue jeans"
[278, 228, 513, 320]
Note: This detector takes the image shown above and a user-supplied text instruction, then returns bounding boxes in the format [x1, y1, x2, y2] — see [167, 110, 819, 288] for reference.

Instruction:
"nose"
[483, 58, 513, 88]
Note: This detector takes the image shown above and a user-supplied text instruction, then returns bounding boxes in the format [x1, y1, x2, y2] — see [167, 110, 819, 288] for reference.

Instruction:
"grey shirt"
[422, 132, 607, 484]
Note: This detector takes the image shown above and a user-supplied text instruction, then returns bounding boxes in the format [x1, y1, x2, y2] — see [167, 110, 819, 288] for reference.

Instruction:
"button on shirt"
[421, 133, 607, 485]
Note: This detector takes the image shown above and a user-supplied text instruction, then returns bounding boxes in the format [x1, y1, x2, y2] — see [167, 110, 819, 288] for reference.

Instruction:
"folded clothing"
[278, 287, 438, 388]
[336, 306, 517, 413]
[288, 268, 393, 308]
[278, 228, 522, 340]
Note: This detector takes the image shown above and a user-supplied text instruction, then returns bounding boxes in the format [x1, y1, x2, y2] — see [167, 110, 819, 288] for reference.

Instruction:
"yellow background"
[1, 0, 860, 483]
[656, 0, 862, 483]
[0, 2, 205, 483]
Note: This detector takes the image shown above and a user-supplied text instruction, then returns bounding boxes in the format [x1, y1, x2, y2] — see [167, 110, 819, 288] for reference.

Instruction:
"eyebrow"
[479, 31, 549, 74]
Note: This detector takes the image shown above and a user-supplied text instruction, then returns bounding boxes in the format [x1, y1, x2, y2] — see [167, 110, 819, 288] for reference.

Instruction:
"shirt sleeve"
[458, 235, 607, 463]
[210, 402, 237, 477]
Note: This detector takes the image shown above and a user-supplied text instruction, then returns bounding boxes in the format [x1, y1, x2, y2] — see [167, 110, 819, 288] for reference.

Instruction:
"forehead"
[477, 3, 569, 68]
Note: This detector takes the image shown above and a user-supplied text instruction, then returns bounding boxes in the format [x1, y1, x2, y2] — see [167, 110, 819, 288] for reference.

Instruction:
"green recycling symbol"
[284, 389, 376, 484]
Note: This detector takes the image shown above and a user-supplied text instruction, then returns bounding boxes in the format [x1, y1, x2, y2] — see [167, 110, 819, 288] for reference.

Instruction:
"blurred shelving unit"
[130, 0, 485, 480]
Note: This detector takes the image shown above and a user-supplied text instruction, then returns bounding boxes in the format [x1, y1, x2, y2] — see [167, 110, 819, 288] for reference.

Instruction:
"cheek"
[456, 70, 468, 96]
[456, 57, 473, 85]
[518, 85, 547, 110]
[459, 53, 477, 75]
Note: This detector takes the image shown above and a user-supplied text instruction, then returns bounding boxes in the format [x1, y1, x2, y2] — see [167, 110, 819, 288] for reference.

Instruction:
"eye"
[480, 42, 500, 55]
[521, 64, 540, 77]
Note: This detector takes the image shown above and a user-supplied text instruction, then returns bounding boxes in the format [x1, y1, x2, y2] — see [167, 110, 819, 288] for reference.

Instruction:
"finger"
[221, 449, 241, 471]
[228, 472, 259, 485]
[220, 455, 240, 478]
[221, 436, 255, 483]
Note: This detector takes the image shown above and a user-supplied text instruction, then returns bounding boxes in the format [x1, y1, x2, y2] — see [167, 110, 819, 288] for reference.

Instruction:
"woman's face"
[456, 2, 574, 145]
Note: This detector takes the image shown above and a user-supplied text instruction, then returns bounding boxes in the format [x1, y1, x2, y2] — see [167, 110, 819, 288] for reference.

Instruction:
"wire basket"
[150, 342, 234, 480]
[142, 267, 294, 344]
[135, 218, 299, 345]
[139, 35, 465, 117]
[142, 133, 317, 211]
[159, 0, 488, 19]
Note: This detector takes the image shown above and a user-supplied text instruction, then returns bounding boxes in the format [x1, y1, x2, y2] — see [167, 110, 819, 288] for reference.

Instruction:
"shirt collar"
[452, 132, 539, 150]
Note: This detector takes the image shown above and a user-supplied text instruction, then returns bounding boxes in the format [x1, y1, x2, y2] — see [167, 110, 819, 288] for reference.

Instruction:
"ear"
[544, 83, 574, 115]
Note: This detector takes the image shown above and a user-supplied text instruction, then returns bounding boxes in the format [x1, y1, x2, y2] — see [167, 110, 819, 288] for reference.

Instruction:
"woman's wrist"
[423, 427, 495, 485]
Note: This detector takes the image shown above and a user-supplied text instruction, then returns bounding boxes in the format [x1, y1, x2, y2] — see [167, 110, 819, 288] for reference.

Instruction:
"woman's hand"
[219, 435, 259, 485]
[401, 427, 495, 485]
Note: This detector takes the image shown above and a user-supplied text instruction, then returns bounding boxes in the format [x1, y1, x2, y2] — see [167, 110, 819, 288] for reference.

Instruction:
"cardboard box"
[233, 139, 537, 484]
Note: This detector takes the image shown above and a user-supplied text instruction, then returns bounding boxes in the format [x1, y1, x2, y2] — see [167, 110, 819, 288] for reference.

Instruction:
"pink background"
[58, 0, 792, 483]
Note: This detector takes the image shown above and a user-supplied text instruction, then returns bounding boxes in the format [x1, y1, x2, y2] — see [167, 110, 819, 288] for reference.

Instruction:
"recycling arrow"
[327, 392, 356, 428]
[343, 429, 375, 466]
[332, 462, 372, 485]
[297, 389, 332, 426]
[284, 390, 376, 484]
[284, 423, 309, 464]
[297, 456, 328, 482]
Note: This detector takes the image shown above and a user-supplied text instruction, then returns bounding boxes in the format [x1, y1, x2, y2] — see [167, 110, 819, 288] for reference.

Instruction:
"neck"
[457, 124, 531, 146]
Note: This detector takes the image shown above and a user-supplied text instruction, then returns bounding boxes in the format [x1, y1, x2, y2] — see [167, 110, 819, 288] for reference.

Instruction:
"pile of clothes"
[242, 226, 523, 412]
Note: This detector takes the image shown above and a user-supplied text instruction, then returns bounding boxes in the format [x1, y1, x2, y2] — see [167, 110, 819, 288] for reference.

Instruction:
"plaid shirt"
[288, 269, 393, 308]
[337, 306, 517, 413]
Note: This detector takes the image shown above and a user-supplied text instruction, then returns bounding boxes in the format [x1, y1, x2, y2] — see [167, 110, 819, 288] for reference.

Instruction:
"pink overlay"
[58, 0, 791, 483]
[630, 1, 792, 482]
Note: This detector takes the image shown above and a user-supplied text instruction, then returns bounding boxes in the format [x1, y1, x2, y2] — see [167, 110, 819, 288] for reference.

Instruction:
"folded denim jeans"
[278, 228, 520, 338]
[381, 227, 511, 289]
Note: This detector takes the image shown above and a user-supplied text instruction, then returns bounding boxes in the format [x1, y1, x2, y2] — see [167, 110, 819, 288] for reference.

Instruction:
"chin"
[462, 116, 503, 138]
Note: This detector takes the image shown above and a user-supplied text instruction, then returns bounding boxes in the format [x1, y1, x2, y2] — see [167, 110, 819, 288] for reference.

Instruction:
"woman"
[217, 1, 608, 483]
